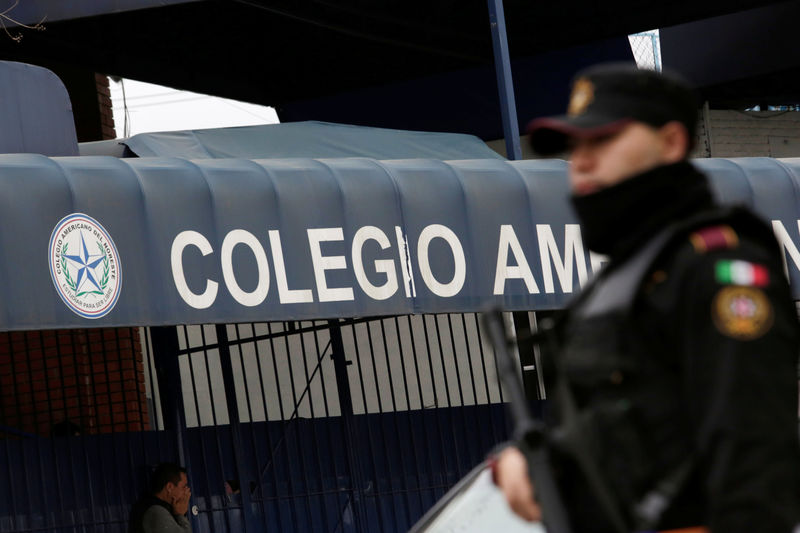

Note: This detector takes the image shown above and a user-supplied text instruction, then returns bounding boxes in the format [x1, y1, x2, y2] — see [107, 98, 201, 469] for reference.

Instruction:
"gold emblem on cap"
[711, 286, 773, 340]
[567, 77, 595, 117]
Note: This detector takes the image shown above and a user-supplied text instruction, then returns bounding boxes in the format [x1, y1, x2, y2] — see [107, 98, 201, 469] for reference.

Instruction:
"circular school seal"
[48, 213, 122, 319]
[711, 285, 773, 341]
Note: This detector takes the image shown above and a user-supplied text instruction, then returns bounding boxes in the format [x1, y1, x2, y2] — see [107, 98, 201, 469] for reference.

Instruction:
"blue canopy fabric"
[0, 61, 78, 157]
[121, 122, 506, 160]
[3, 154, 800, 331]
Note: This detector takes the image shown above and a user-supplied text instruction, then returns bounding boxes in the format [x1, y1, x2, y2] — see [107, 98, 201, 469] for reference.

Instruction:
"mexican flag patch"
[715, 260, 769, 287]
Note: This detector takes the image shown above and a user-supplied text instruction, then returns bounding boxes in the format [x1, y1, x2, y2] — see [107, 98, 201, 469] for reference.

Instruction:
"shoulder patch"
[712, 286, 773, 340]
[689, 225, 739, 254]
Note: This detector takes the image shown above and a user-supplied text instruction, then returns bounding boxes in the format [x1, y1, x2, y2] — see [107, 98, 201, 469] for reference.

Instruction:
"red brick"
[15, 392, 32, 405]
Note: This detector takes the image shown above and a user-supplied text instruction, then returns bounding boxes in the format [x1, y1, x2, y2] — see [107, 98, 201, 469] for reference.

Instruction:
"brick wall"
[0, 328, 149, 436]
[96, 74, 117, 140]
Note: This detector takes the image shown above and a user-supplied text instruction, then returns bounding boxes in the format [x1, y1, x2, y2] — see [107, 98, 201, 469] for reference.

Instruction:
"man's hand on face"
[495, 446, 542, 522]
[171, 485, 191, 516]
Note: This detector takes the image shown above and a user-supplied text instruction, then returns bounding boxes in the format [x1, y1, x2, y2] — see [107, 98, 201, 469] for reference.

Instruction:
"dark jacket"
[546, 162, 800, 532]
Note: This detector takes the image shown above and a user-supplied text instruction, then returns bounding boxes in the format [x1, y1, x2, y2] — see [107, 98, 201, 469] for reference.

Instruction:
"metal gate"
[0, 313, 516, 532]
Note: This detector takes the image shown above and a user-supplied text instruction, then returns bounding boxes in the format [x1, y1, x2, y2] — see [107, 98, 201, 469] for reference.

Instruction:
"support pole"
[327, 320, 368, 532]
[488, 0, 522, 160]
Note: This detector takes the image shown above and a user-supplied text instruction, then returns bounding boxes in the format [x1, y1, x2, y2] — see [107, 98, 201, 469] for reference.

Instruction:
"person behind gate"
[492, 63, 800, 532]
[129, 462, 192, 533]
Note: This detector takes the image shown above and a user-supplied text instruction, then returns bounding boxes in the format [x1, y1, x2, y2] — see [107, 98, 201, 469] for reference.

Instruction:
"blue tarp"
[4, 155, 800, 331]
[121, 122, 506, 160]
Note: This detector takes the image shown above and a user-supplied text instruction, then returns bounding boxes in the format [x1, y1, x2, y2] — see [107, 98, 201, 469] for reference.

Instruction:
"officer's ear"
[658, 121, 690, 163]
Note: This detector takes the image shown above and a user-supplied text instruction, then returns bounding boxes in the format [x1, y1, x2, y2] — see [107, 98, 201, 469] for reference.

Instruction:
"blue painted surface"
[0, 405, 511, 532]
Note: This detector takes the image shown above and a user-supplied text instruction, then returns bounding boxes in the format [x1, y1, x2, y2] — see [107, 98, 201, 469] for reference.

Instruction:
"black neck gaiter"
[569, 161, 714, 258]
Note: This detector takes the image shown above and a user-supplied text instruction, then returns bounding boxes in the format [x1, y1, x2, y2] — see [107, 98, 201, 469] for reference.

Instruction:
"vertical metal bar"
[296, 322, 331, 532]
[348, 321, 388, 530]
[215, 323, 258, 533]
[150, 326, 198, 532]
[431, 316, 462, 474]
[455, 315, 480, 405]
[399, 315, 438, 508]
[652, 32, 662, 71]
[419, 316, 452, 497]
[443, 315, 466, 407]
[488, 0, 522, 160]
[377, 318, 413, 527]
[248, 324, 284, 533]
[311, 322, 349, 531]
[282, 322, 316, 531]
[264, 322, 300, 531]
[182, 326, 223, 533]
[364, 319, 402, 530]
[469, 313, 504, 444]
[235, 323, 271, 533]
[390, 316, 425, 516]
[196, 325, 235, 533]
[328, 320, 368, 533]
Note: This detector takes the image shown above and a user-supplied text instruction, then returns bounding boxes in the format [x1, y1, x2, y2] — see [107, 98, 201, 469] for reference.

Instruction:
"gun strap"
[634, 457, 696, 530]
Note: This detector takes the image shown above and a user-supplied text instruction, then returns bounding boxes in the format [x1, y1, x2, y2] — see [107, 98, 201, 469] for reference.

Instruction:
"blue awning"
[120, 122, 506, 160]
[3, 155, 800, 331]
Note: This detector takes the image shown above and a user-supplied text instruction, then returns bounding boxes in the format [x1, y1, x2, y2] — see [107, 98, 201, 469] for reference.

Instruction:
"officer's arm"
[679, 244, 800, 532]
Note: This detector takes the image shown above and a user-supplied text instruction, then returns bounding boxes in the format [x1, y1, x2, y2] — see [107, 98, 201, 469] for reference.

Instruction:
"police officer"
[493, 64, 800, 532]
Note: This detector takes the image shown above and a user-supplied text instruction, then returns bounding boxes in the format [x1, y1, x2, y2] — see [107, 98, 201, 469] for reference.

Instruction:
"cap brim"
[526, 115, 632, 155]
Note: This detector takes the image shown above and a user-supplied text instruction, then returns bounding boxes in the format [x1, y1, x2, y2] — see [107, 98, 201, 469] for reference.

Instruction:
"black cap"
[526, 63, 698, 155]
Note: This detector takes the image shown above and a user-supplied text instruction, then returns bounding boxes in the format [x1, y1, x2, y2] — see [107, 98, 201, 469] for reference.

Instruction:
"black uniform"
[543, 161, 800, 532]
